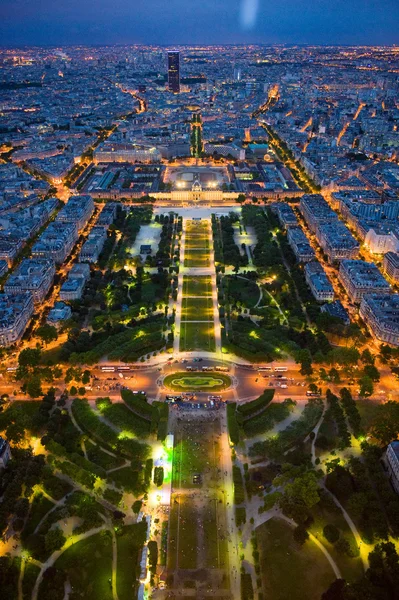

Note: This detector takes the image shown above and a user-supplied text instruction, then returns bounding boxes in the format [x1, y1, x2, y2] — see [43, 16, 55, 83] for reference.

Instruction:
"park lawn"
[257, 518, 336, 600]
[177, 502, 198, 569]
[185, 235, 209, 249]
[22, 562, 41, 599]
[202, 499, 228, 570]
[309, 494, 363, 583]
[184, 249, 211, 268]
[182, 296, 214, 321]
[163, 372, 231, 392]
[183, 276, 212, 297]
[52, 532, 113, 600]
[116, 522, 147, 600]
[173, 427, 210, 489]
[180, 322, 216, 352]
[186, 221, 209, 234]
[167, 499, 198, 570]
[357, 398, 382, 434]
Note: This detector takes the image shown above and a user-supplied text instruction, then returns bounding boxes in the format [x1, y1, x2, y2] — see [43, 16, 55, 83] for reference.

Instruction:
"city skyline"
[1, 0, 399, 46]
[1, 9, 399, 598]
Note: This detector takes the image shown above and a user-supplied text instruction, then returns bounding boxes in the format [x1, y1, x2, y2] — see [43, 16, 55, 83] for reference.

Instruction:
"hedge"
[227, 403, 240, 445]
[237, 389, 275, 420]
[71, 399, 150, 461]
[233, 465, 245, 504]
[121, 390, 153, 421]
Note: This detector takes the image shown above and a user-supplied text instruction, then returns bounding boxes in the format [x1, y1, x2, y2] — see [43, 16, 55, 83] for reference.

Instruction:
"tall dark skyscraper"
[168, 50, 180, 94]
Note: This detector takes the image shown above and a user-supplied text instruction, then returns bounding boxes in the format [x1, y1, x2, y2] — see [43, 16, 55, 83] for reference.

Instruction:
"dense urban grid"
[1, 44, 399, 600]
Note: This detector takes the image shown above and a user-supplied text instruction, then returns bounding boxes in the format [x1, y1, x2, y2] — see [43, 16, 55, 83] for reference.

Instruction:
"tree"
[363, 364, 380, 382]
[323, 524, 340, 544]
[361, 349, 375, 365]
[82, 370, 91, 385]
[44, 527, 66, 554]
[18, 348, 41, 368]
[321, 579, 347, 600]
[5, 421, 26, 445]
[358, 375, 373, 398]
[279, 472, 320, 522]
[26, 376, 43, 399]
[295, 349, 313, 376]
[327, 347, 360, 368]
[371, 401, 399, 445]
[293, 524, 309, 545]
[37, 324, 58, 346]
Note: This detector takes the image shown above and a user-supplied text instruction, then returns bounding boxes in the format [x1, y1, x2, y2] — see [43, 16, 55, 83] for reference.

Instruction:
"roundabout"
[162, 371, 232, 392]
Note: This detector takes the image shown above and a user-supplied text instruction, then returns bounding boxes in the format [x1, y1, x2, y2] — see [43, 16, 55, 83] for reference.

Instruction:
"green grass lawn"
[309, 494, 363, 583]
[183, 276, 212, 297]
[357, 398, 382, 433]
[179, 322, 216, 352]
[163, 371, 231, 391]
[185, 235, 209, 249]
[186, 221, 209, 235]
[184, 249, 211, 268]
[257, 518, 336, 600]
[22, 562, 41, 599]
[182, 296, 214, 321]
[116, 523, 147, 600]
[51, 532, 114, 600]
[168, 500, 198, 570]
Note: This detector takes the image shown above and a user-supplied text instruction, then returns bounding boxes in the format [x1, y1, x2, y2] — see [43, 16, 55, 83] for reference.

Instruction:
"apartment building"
[299, 194, 337, 233]
[360, 293, 399, 346]
[0, 238, 24, 267]
[97, 202, 118, 228]
[386, 441, 399, 495]
[383, 252, 399, 285]
[79, 227, 106, 263]
[304, 261, 334, 302]
[4, 259, 55, 304]
[287, 226, 315, 263]
[339, 260, 391, 303]
[32, 221, 78, 264]
[47, 301, 72, 328]
[56, 195, 95, 232]
[0, 292, 34, 346]
[59, 262, 90, 301]
[316, 221, 360, 262]
[0, 437, 11, 468]
[272, 202, 298, 229]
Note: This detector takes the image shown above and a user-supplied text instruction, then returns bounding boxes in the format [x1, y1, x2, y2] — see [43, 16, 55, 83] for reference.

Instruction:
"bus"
[306, 391, 321, 397]
[101, 366, 115, 372]
[117, 366, 131, 372]
[274, 366, 288, 372]
[202, 366, 212, 372]
[215, 366, 229, 372]
[258, 366, 272, 372]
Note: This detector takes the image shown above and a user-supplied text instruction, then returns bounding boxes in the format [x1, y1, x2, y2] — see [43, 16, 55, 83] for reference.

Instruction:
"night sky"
[1, 0, 398, 47]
